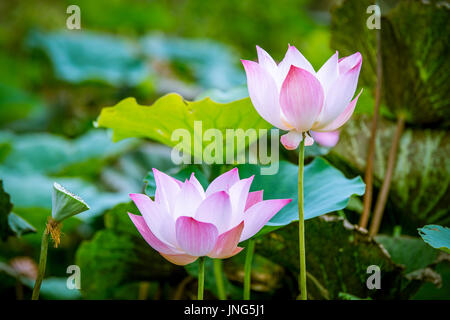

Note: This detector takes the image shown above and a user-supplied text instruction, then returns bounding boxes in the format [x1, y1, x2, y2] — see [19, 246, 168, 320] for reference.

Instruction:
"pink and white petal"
[129, 193, 177, 248]
[278, 45, 315, 82]
[316, 51, 339, 94]
[311, 131, 340, 147]
[316, 60, 362, 128]
[338, 52, 362, 75]
[240, 199, 292, 242]
[241, 59, 290, 130]
[128, 213, 180, 255]
[245, 190, 264, 211]
[175, 216, 219, 256]
[173, 179, 204, 218]
[208, 222, 244, 259]
[229, 176, 254, 221]
[279, 66, 324, 132]
[189, 173, 205, 199]
[195, 191, 232, 234]
[129, 193, 163, 231]
[159, 253, 198, 266]
[280, 131, 303, 150]
[205, 167, 239, 196]
[305, 135, 314, 146]
[129, 193, 154, 217]
[256, 45, 279, 80]
[318, 90, 362, 132]
[152, 168, 181, 213]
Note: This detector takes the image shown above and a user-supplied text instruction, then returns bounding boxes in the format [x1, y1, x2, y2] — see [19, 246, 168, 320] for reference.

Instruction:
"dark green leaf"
[376, 235, 439, 273]
[256, 215, 408, 299]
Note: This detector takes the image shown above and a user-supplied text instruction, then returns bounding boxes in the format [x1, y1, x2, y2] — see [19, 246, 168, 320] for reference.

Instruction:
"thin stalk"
[243, 239, 255, 300]
[138, 281, 150, 300]
[369, 115, 405, 236]
[32, 228, 49, 300]
[360, 24, 383, 228]
[16, 279, 24, 300]
[197, 256, 206, 300]
[298, 138, 307, 300]
[213, 259, 226, 300]
[173, 276, 193, 300]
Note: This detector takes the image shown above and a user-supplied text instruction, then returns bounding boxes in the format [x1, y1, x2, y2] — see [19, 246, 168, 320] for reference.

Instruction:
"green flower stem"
[298, 138, 307, 300]
[243, 239, 255, 300]
[198, 256, 206, 300]
[213, 259, 226, 300]
[32, 228, 50, 300]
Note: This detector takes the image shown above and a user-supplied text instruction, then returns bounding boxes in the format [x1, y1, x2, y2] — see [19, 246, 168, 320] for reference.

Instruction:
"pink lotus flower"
[242, 45, 362, 150]
[128, 168, 291, 265]
[311, 131, 340, 148]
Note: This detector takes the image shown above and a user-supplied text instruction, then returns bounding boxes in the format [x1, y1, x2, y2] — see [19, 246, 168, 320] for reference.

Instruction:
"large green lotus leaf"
[331, 0, 450, 126]
[256, 215, 417, 299]
[328, 115, 450, 231]
[96, 93, 272, 161]
[27, 31, 149, 86]
[237, 157, 365, 227]
[418, 225, 450, 254]
[0, 130, 134, 175]
[76, 202, 183, 299]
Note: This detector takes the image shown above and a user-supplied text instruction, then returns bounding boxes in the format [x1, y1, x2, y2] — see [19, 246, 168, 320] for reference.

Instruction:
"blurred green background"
[0, 0, 448, 300]
[0, 0, 335, 137]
